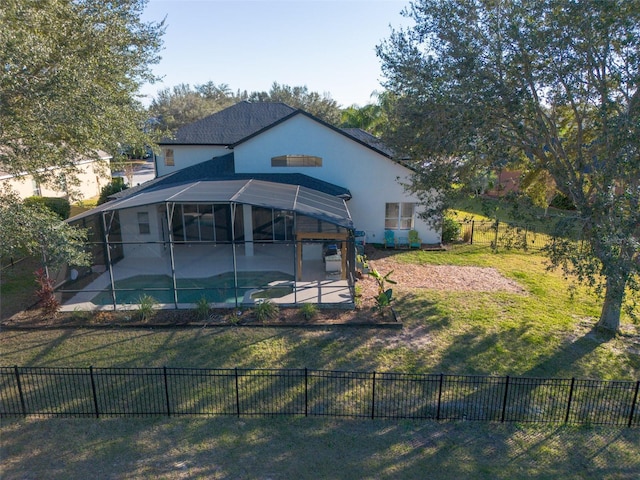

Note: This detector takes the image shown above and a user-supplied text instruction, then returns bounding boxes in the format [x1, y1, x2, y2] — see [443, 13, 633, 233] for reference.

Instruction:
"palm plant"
[368, 269, 397, 310]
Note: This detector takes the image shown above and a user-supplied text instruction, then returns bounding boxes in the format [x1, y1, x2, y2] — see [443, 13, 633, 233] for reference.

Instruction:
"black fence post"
[436, 373, 444, 420]
[565, 377, 576, 424]
[371, 371, 376, 420]
[629, 380, 640, 428]
[470, 220, 475, 245]
[235, 368, 241, 417]
[304, 368, 308, 417]
[163, 366, 171, 417]
[14, 366, 26, 418]
[501, 375, 510, 423]
[89, 366, 99, 418]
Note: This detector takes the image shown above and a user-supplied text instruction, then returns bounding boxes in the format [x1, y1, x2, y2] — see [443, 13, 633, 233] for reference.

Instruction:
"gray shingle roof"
[110, 153, 351, 201]
[159, 101, 395, 160]
[159, 101, 297, 145]
[341, 128, 396, 158]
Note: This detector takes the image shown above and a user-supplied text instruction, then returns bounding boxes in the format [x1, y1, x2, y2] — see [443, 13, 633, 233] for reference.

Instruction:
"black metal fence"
[457, 220, 582, 252]
[1, 367, 638, 426]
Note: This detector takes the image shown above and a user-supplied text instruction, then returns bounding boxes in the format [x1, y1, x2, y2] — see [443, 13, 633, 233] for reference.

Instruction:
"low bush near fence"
[1, 367, 638, 427]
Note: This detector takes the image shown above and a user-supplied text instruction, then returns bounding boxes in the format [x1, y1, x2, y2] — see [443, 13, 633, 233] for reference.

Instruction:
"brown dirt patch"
[365, 248, 527, 294]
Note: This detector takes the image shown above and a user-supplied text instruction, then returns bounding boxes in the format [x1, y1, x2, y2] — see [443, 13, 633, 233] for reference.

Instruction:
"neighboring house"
[65, 102, 439, 309]
[0, 152, 112, 202]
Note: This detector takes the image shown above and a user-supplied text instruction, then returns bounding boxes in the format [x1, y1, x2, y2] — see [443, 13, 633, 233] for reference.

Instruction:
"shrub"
[442, 216, 462, 244]
[24, 196, 71, 220]
[136, 294, 157, 322]
[195, 296, 210, 320]
[71, 307, 91, 321]
[354, 283, 364, 309]
[228, 311, 242, 325]
[97, 179, 128, 205]
[253, 300, 279, 322]
[299, 303, 318, 321]
[34, 268, 60, 315]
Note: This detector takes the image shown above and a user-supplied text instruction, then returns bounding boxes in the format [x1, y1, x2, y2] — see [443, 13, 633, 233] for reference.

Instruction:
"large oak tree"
[378, 0, 639, 331]
[0, 0, 164, 268]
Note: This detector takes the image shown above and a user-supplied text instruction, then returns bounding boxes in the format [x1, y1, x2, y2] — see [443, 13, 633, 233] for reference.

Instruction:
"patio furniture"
[325, 253, 342, 273]
[408, 230, 422, 249]
[397, 235, 409, 248]
[384, 230, 396, 249]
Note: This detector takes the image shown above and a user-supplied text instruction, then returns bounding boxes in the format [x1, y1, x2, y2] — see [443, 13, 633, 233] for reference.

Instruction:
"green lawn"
[0, 257, 42, 319]
[1, 418, 638, 479]
[2, 247, 638, 379]
[2, 246, 639, 479]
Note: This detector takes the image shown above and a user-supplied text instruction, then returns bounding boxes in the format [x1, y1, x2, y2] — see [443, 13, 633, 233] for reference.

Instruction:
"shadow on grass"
[429, 321, 614, 379]
[520, 327, 616, 379]
[394, 292, 452, 332]
[1, 417, 638, 479]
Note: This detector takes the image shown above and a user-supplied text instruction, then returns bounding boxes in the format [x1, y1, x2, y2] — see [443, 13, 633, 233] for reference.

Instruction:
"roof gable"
[160, 101, 395, 159]
[231, 109, 395, 159]
[159, 101, 296, 145]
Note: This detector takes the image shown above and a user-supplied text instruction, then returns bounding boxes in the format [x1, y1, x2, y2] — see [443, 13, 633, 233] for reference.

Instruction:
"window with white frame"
[164, 148, 174, 166]
[137, 211, 150, 234]
[385, 202, 415, 230]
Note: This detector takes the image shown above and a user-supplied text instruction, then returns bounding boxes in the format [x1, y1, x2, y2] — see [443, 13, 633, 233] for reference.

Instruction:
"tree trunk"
[596, 274, 628, 332]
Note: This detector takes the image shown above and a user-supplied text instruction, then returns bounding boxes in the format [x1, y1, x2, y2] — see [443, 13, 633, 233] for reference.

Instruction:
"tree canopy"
[149, 81, 343, 132]
[0, 0, 164, 273]
[244, 82, 342, 125]
[378, 0, 639, 331]
[0, 190, 90, 269]
[0, 0, 164, 191]
[148, 82, 237, 133]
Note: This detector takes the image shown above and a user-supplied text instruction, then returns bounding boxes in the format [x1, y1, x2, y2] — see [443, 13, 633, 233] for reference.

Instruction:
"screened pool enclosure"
[60, 179, 358, 310]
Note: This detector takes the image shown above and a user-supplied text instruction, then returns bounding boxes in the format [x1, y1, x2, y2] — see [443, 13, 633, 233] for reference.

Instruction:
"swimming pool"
[91, 271, 294, 305]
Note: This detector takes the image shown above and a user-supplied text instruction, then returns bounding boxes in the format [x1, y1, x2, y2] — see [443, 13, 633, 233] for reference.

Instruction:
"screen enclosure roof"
[70, 179, 353, 229]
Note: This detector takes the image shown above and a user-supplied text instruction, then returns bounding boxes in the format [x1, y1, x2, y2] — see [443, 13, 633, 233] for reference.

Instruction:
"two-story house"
[66, 102, 438, 310]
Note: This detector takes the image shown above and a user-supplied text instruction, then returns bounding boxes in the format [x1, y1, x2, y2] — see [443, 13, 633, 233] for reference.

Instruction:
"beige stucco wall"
[0, 159, 111, 202]
[118, 205, 165, 258]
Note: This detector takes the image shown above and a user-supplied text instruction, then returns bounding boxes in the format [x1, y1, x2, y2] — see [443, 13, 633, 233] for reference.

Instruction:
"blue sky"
[139, 0, 412, 107]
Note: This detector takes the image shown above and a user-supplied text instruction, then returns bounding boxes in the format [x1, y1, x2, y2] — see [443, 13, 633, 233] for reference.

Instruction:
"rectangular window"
[252, 207, 274, 241]
[385, 202, 415, 230]
[182, 205, 200, 241]
[137, 211, 150, 234]
[32, 180, 41, 196]
[164, 148, 174, 166]
[271, 155, 322, 167]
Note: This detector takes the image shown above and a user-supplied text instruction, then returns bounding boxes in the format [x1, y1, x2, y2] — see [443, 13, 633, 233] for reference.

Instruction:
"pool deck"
[60, 243, 353, 311]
